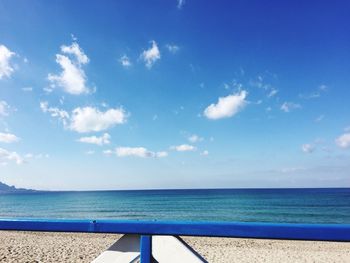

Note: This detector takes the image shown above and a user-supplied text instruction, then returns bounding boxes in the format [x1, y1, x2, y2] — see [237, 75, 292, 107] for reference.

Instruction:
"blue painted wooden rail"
[1, 219, 350, 262]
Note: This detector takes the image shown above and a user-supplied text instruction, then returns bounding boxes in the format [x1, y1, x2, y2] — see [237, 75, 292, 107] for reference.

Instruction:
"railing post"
[140, 235, 152, 263]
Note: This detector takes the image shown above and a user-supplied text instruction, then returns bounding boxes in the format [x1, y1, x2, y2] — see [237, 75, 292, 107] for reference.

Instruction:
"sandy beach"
[0, 231, 349, 262]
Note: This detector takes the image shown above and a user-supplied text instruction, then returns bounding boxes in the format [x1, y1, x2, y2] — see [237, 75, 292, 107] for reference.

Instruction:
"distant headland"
[0, 181, 36, 193]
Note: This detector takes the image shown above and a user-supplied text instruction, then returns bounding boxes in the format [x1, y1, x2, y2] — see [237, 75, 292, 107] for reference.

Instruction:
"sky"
[0, 0, 350, 190]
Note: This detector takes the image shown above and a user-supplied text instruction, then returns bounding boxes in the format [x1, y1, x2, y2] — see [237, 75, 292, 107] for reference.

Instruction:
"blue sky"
[0, 0, 350, 190]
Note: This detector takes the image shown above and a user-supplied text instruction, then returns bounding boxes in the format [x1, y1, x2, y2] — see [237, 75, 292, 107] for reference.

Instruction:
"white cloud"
[250, 74, 279, 99]
[60, 42, 89, 64]
[299, 92, 320, 99]
[302, 144, 315, 153]
[315, 115, 325, 123]
[113, 147, 167, 158]
[165, 44, 179, 54]
[0, 132, 20, 143]
[140, 41, 160, 69]
[200, 150, 209, 156]
[70, 106, 127, 133]
[119, 55, 132, 68]
[177, 0, 185, 9]
[204, 90, 248, 120]
[0, 147, 24, 165]
[0, 45, 16, 79]
[40, 102, 127, 133]
[85, 150, 95, 155]
[48, 41, 90, 95]
[78, 133, 111, 146]
[171, 144, 196, 152]
[188, 134, 203, 143]
[280, 102, 301, 112]
[299, 85, 328, 99]
[103, 149, 114, 156]
[0, 101, 10, 117]
[156, 151, 168, 158]
[335, 133, 350, 149]
[250, 75, 264, 89]
[267, 89, 278, 98]
[40, 101, 69, 126]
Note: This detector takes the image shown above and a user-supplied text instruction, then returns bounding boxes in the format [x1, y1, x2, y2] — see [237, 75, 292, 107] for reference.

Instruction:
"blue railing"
[1, 219, 350, 262]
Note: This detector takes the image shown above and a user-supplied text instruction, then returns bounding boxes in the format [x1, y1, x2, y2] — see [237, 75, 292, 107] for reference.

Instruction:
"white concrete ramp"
[152, 235, 207, 263]
[92, 234, 140, 263]
[92, 234, 206, 263]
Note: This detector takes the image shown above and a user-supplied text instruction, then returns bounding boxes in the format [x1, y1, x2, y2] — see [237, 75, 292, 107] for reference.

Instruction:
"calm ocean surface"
[0, 188, 349, 224]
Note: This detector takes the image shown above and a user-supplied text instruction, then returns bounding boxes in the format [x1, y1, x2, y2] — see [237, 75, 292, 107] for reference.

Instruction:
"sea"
[0, 188, 349, 224]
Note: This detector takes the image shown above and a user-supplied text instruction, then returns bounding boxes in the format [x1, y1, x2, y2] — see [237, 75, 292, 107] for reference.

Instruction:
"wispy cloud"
[0, 101, 10, 117]
[140, 41, 160, 69]
[0, 132, 20, 143]
[106, 147, 168, 158]
[24, 153, 49, 159]
[204, 90, 248, 120]
[171, 144, 196, 152]
[177, 0, 185, 9]
[301, 143, 315, 153]
[40, 101, 70, 126]
[280, 102, 301, 112]
[335, 133, 350, 149]
[267, 88, 278, 98]
[165, 44, 179, 54]
[103, 149, 113, 156]
[0, 147, 24, 165]
[78, 133, 111, 146]
[188, 134, 203, 143]
[250, 74, 278, 99]
[299, 84, 328, 99]
[119, 55, 132, 68]
[200, 150, 209, 156]
[22, 87, 33, 92]
[48, 41, 90, 94]
[0, 44, 16, 79]
[314, 115, 325, 122]
[299, 92, 320, 99]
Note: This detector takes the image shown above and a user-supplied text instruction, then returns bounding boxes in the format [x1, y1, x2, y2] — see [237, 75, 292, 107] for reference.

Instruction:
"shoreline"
[0, 231, 349, 262]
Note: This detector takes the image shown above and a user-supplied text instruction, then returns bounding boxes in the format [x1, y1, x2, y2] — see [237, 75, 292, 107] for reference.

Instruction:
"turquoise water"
[0, 188, 349, 223]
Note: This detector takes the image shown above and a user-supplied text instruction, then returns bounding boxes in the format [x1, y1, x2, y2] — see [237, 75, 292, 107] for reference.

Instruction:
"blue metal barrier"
[140, 235, 152, 263]
[1, 219, 350, 262]
[0, 219, 349, 241]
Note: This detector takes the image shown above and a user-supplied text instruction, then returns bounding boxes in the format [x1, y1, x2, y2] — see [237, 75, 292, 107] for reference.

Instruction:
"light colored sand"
[182, 236, 350, 263]
[0, 231, 349, 262]
[0, 231, 121, 263]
